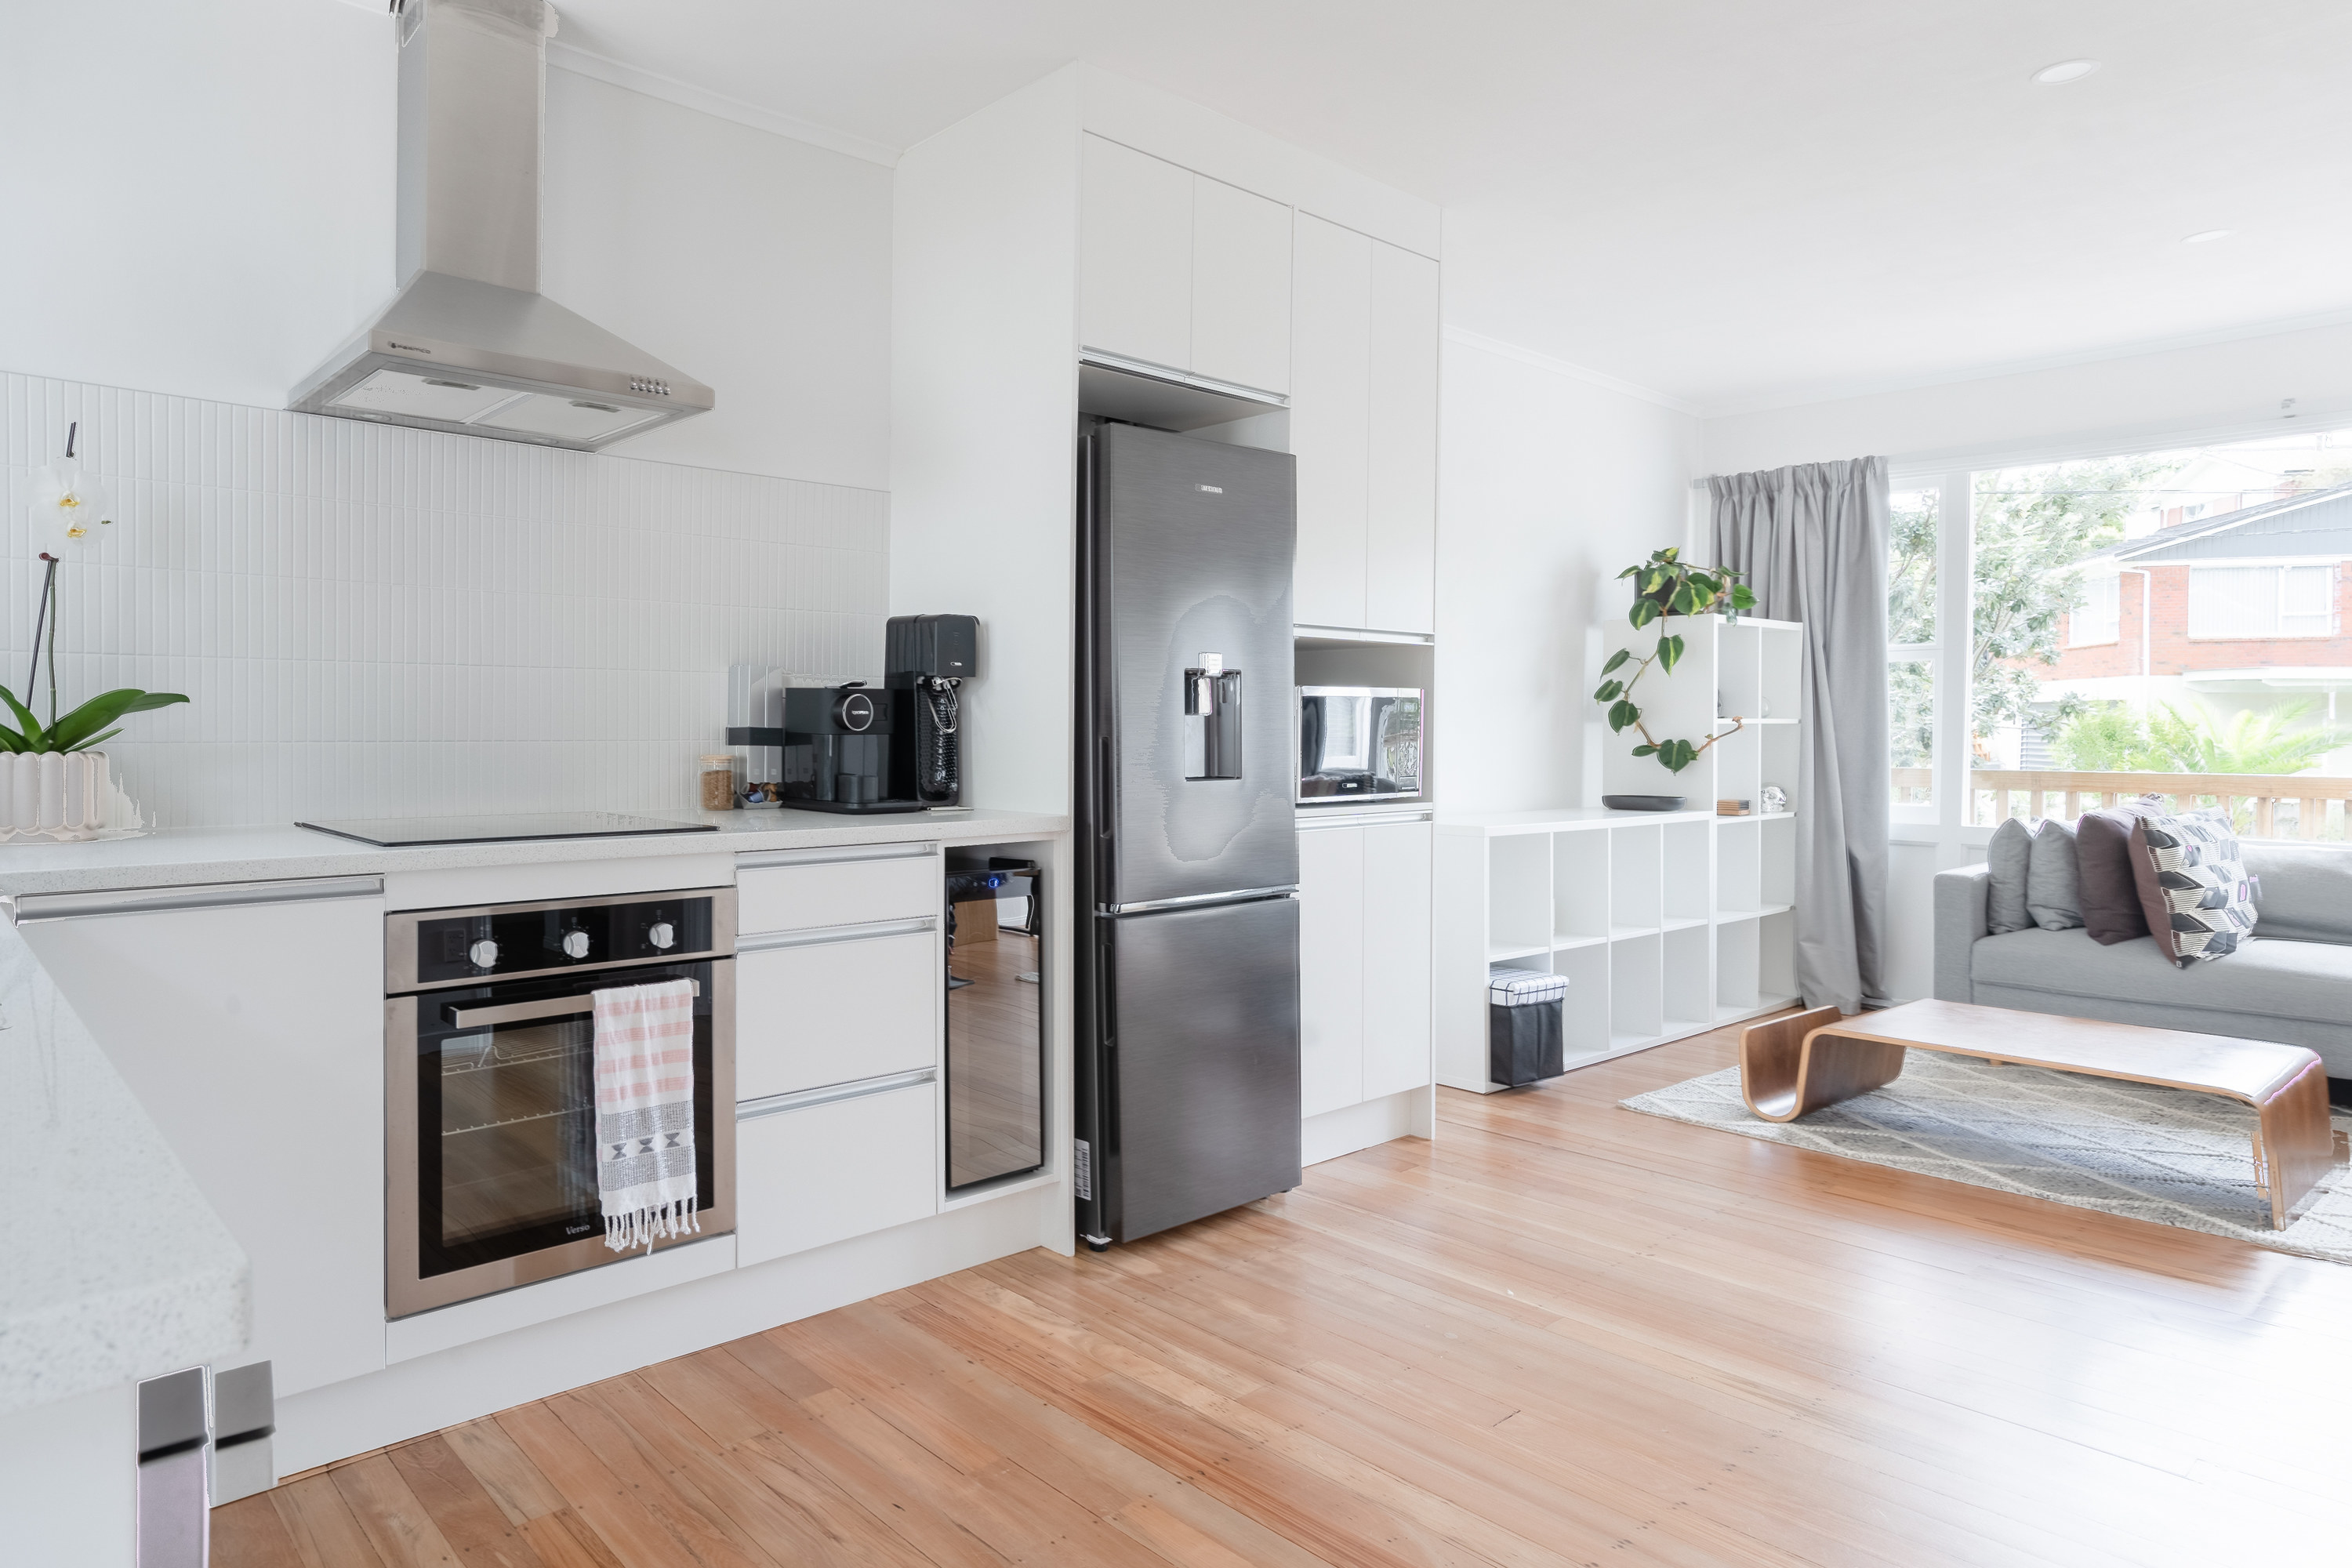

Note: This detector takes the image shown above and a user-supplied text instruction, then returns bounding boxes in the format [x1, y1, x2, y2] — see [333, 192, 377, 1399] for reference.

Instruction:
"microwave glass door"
[394, 959, 717, 1312]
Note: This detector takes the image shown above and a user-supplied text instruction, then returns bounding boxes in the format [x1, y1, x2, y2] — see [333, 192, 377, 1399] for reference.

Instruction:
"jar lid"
[699, 753, 734, 764]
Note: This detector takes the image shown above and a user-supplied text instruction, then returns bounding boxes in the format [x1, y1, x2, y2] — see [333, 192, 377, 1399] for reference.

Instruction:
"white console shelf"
[1434, 615, 1805, 1092]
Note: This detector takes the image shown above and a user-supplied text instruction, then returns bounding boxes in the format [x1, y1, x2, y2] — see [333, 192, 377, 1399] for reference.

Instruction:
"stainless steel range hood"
[290, 0, 713, 449]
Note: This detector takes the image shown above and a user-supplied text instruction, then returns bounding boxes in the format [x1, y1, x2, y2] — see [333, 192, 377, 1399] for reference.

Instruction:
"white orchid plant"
[10, 422, 187, 753]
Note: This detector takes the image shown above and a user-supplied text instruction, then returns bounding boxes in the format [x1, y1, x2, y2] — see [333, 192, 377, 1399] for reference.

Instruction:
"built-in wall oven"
[384, 889, 736, 1317]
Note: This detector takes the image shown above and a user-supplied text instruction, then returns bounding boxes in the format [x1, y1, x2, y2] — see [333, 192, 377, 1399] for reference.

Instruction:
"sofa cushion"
[2245, 842, 2352, 945]
[2127, 810, 2257, 967]
[1972, 927, 2352, 1032]
[2077, 795, 2165, 945]
[1985, 818, 2035, 934]
[2026, 818, 2083, 931]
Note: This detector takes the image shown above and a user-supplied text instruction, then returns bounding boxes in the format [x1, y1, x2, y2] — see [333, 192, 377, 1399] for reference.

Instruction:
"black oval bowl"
[1601, 794, 1686, 812]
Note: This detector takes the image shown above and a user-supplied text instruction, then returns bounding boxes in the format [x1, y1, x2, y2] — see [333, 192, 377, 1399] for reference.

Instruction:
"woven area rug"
[1621, 1052, 2352, 1264]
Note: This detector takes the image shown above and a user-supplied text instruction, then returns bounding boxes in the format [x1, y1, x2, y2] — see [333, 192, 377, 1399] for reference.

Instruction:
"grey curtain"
[1710, 457, 1890, 1014]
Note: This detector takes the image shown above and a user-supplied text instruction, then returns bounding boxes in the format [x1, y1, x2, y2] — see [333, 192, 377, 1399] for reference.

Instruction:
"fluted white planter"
[0, 751, 147, 841]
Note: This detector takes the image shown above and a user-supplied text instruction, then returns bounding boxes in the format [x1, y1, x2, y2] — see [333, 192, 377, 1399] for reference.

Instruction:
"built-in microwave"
[1298, 686, 1424, 804]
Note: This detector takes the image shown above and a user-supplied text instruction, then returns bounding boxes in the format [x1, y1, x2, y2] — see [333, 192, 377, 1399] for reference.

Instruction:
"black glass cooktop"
[296, 811, 720, 848]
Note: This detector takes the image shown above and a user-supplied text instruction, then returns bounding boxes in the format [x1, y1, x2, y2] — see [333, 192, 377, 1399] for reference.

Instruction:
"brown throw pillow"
[2076, 794, 2165, 945]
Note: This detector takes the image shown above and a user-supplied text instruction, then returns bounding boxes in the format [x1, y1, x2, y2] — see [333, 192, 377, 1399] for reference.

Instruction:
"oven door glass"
[407, 959, 717, 1290]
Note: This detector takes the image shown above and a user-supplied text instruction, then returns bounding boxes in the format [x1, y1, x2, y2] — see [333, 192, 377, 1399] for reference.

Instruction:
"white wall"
[1704, 321, 2352, 476]
[1436, 333, 1701, 814]
[0, 0, 892, 489]
[888, 68, 1082, 816]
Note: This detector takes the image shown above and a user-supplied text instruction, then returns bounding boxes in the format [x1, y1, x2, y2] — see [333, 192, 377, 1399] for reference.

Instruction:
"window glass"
[1966, 429, 2352, 837]
[1888, 488, 1937, 808]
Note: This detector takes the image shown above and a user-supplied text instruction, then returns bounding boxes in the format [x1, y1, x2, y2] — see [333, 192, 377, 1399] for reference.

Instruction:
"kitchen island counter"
[0, 913, 248, 1420]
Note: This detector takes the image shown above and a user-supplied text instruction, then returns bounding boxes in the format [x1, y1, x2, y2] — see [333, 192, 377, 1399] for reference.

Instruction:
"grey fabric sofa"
[1934, 840, 2352, 1079]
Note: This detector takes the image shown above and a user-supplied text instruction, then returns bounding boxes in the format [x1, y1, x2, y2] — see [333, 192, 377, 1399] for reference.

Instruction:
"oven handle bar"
[737, 916, 935, 953]
[736, 1066, 935, 1121]
[6, 875, 384, 924]
[445, 978, 701, 1029]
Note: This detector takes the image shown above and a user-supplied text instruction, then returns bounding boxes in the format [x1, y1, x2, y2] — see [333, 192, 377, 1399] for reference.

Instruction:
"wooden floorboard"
[217, 1018, 2352, 1566]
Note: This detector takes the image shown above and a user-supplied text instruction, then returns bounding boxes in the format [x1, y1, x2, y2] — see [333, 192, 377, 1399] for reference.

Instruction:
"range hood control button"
[468, 938, 499, 969]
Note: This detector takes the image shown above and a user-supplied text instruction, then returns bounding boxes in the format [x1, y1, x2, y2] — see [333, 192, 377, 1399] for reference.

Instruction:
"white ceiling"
[547, 0, 2352, 413]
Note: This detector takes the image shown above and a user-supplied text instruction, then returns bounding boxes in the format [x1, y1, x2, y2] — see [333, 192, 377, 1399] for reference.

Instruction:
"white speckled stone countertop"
[0, 914, 249, 1417]
[0, 807, 1069, 898]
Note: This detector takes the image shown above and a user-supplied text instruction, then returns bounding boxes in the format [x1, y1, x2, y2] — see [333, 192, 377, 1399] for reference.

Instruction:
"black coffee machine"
[724, 615, 976, 814]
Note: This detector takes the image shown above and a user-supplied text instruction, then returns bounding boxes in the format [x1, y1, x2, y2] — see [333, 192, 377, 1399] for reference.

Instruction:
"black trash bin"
[1487, 967, 1568, 1087]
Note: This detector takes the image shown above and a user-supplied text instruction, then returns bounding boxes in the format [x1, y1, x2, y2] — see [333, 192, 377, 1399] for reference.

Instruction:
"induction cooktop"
[295, 811, 720, 848]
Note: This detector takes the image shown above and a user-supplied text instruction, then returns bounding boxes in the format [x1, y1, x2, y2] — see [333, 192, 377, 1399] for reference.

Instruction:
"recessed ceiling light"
[2031, 59, 2101, 85]
[2183, 230, 2233, 244]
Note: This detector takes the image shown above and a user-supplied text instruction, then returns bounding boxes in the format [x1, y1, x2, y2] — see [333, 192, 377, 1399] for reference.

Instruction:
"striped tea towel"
[592, 978, 700, 1253]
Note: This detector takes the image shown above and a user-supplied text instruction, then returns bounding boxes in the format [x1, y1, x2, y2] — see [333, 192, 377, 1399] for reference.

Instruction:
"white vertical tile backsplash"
[2, 372, 889, 827]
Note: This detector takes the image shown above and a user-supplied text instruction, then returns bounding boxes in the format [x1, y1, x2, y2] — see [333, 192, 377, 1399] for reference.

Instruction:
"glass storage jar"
[699, 753, 739, 811]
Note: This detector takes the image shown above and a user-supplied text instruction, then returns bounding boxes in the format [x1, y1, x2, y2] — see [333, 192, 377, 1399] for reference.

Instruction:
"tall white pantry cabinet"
[1075, 114, 1442, 1162]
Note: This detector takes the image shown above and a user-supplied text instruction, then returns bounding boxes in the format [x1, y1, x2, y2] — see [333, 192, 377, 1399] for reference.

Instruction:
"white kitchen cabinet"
[735, 924, 938, 1100]
[1080, 135, 1193, 373]
[1366, 245, 1439, 635]
[16, 883, 387, 1398]
[1296, 818, 1432, 1121]
[1298, 824, 1367, 1116]
[735, 1077, 938, 1265]
[1290, 214, 1374, 628]
[1360, 819, 1435, 1098]
[1290, 217, 1438, 635]
[736, 845, 938, 934]
[1190, 177, 1293, 394]
[1080, 135, 1293, 396]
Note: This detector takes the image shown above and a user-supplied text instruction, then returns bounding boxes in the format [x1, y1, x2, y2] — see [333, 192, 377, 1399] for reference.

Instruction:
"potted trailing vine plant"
[1591, 547, 1755, 774]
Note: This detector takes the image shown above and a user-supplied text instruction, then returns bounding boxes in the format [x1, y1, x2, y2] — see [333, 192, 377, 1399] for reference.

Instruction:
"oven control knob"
[648, 921, 676, 950]
[562, 930, 591, 960]
[468, 938, 499, 969]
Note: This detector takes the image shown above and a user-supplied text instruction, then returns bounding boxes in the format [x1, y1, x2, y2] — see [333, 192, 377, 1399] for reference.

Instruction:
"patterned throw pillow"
[2125, 810, 2259, 966]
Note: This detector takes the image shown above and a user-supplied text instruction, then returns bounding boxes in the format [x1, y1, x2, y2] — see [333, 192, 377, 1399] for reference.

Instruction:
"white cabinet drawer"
[736, 926, 938, 1100]
[738, 848, 938, 935]
[736, 1077, 938, 1265]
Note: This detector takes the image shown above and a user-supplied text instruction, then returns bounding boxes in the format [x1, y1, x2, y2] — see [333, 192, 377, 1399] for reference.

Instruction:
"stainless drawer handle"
[446, 979, 700, 1029]
[7, 875, 384, 924]
[737, 1067, 935, 1120]
[735, 842, 938, 870]
[738, 916, 935, 953]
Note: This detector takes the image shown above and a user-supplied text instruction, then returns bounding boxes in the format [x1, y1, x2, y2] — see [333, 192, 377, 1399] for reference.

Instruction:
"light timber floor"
[216, 1014, 2351, 1566]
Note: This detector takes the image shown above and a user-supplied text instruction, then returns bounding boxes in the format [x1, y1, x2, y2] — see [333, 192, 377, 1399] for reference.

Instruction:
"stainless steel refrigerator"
[1075, 421, 1301, 1249]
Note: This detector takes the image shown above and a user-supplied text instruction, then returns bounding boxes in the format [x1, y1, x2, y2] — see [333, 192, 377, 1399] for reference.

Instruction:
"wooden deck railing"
[1890, 768, 2352, 839]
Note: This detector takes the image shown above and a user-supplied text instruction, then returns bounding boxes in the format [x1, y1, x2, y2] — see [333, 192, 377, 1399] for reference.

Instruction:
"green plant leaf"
[1592, 679, 1624, 702]
[1668, 582, 1697, 615]
[1658, 739, 1693, 772]
[67, 728, 122, 752]
[1628, 598, 1660, 630]
[1659, 546, 1679, 562]
[45, 689, 156, 751]
[1730, 585, 1757, 610]
[1600, 648, 1631, 675]
[1607, 699, 1640, 733]
[119, 692, 190, 714]
[0, 685, 47, 751]
[1616, 564, 1640, 579]
[1631, 743, 1657, 757]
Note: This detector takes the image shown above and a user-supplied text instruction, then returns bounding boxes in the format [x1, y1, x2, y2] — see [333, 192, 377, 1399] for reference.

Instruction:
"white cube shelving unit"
[1433, 615, 1804, 1092]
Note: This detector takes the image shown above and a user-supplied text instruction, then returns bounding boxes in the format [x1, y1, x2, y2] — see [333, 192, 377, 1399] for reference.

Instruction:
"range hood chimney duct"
[290, 0, 714, 449]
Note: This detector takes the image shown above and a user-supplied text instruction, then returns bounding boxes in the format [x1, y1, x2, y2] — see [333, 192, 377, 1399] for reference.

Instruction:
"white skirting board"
[1302, 1085, 1433, 1167]
[275, 1185, 1058, 1478]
